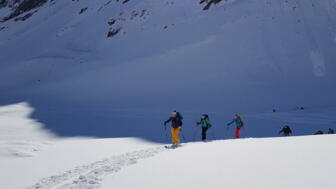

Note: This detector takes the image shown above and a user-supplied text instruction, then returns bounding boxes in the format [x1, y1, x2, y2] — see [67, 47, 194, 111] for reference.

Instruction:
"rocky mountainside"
[0, 0, 225, 22]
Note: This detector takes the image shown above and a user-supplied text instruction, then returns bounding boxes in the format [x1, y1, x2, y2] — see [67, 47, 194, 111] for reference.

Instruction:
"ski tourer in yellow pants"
[164, 110, 183, 145]
[171, 127, 181, 143]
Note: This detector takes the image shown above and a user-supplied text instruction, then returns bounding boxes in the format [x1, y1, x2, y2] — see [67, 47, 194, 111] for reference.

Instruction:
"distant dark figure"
[279, 125, 292, 136]
[196, 114, 212, 141]
[327, 128, 335, 134]
[297, 106, 305, 110]
[273, 109, 276, 113]
[314, 130, 323, 135]
[227, 114, 244, 138]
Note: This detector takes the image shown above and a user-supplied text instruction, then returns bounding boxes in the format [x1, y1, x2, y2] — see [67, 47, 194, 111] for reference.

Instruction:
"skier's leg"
[171, 128, 176, 144]
[235, 127, 241, 138]
[171, 127, 181, 144]
[202, 127, 206, 141]
[176, 127, 181, 143]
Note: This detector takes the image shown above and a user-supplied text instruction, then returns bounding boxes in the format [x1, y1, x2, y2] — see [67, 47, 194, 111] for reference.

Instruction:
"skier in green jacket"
[196, 114, 212, 141]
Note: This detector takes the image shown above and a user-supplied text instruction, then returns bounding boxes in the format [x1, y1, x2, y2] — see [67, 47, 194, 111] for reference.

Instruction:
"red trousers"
[235, 127, 242, 138]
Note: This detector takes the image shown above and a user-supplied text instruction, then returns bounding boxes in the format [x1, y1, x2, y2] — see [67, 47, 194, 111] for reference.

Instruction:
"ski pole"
[226, 126, 230, 139]
[181, 131, 186, 142]
[192, 128, 197, 141]
[163, 125, 169, 143]
[210, 128, 215, 140]
[179, 127, 186, 142]
[193, 124, 199, 141]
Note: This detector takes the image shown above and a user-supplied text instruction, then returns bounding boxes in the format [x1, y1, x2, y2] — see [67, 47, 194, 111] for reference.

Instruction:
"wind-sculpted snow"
[0, 102, 54, 157]
[28, 146, 167, 189]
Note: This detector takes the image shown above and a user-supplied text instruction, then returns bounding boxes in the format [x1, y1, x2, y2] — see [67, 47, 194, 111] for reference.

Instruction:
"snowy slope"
[0, 102, 335, 188]
[1, 0, 336, 141]
[1, 130, 335, 188]
[1, 1, 335, 188]
[101, 135, 336, 189]
[1, 0, 335, 109]
[0, 137, 161, 189]
[0, 102, 161, 188]
[0, 102, 54, 157]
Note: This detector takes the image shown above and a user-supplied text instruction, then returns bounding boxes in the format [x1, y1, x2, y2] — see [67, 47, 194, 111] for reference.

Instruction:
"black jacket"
[164, 113, 183, 128]
[279, 126, 292, 135]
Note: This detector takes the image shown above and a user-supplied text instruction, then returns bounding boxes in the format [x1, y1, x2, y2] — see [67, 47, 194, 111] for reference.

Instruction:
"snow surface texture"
[7, 135, 334, 189]
[28, 146, 166, 189]
[0, 0, 336, 141]
[0, 101, 334, 189]
[101, 135, 336, 189]
[1, 1, 335, 188]
[0, 117, 160, 188]
[0, 102, 54, 157]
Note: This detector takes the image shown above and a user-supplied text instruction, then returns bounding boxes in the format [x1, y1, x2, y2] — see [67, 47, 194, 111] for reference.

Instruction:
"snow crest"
[0, 102, 54, 158]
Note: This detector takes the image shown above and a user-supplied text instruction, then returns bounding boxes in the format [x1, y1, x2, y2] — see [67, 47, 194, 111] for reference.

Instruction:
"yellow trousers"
[171, 127, 181, 143]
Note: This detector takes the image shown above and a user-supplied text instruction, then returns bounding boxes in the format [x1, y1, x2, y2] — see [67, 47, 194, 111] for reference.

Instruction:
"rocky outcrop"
[1, 0, 48, 21]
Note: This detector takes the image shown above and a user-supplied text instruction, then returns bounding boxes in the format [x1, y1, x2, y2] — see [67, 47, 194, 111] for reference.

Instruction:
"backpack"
[175, 112, 183, 126]
[207, 122, 212, 128]
[237, 115, 244, 126]
[202, 114, 211, 128]
[205, 117, 212, 128]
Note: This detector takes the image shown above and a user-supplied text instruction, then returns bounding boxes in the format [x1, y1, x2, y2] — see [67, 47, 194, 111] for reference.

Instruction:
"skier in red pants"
[227, 114, 244, 138]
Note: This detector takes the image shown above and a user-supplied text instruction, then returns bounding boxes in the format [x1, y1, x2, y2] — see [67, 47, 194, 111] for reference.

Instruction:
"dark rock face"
[0, 0, 7, 8]
[200, 0, 223, 10]
[79, 7, 88, 14]
[107, 27, 121, 38]
[14, 11, 34, 21]
[0, 0, 24, 8]
[1, 0, 48, 21]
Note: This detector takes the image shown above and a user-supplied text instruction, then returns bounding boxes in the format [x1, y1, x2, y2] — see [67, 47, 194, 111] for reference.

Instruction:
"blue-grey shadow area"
[28, 102, 336, 142]
[1, 100, 335, 143]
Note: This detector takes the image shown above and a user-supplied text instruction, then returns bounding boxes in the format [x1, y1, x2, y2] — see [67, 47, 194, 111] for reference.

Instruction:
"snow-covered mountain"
[1, 1, 336, 188]
[1, 0, 336, 140]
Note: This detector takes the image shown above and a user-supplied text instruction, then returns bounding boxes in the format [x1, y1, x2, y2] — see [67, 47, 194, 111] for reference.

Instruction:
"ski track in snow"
[28, 146, 167, 189]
